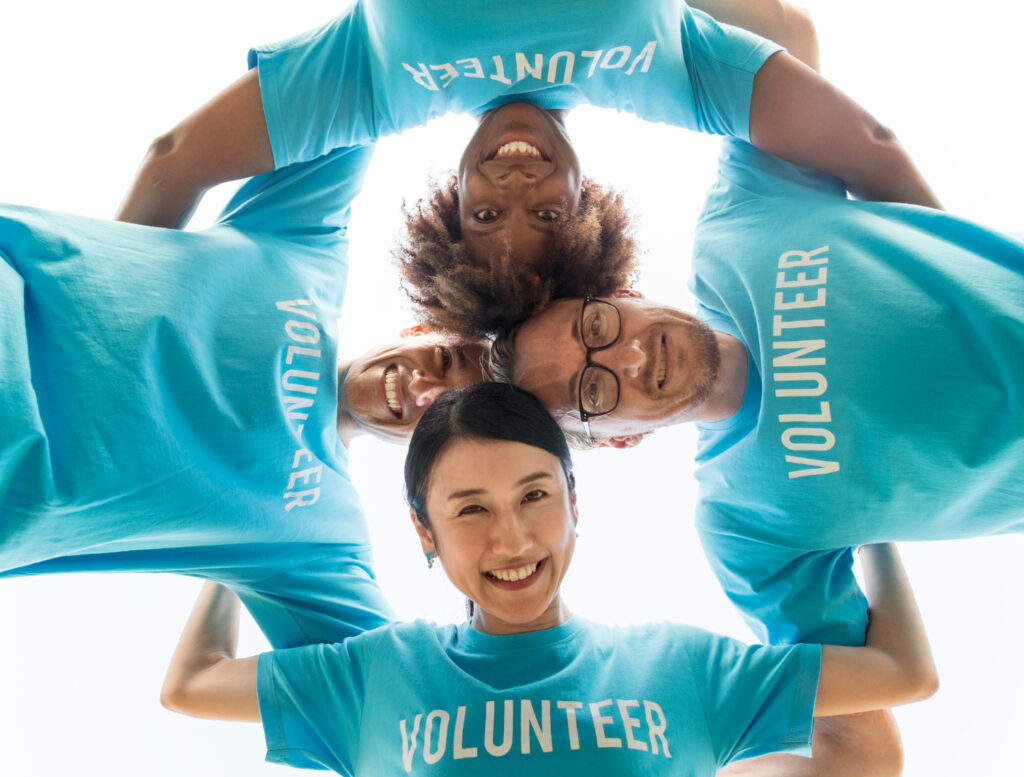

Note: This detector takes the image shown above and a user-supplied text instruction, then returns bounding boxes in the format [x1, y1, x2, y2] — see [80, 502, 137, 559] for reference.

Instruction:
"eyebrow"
[446, 470, 554, 501]
[454, 345, 467, 372]
[465, 222, 556, 238]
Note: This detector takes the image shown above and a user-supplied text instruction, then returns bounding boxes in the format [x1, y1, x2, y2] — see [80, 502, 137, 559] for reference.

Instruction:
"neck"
[692, 333, 748, 423]
[471, 596, 572, 636]
[335, 362, 357, 448]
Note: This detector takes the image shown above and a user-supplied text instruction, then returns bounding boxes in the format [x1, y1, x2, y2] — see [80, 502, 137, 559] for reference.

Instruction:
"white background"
[1, 1, 1021, 774]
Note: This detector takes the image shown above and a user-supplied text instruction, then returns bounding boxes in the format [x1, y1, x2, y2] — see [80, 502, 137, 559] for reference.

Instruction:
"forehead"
[518, 298, 582, 342]
[428, 438, 561, 501]
[510, 299, 584, 412]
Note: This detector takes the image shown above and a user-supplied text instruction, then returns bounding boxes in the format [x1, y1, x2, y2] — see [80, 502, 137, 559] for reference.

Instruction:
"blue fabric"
[691, 139, 1024, 647]
[0, 144, 394, 648]
[257, 617, 819, 774]
[248, 0, 782, 168]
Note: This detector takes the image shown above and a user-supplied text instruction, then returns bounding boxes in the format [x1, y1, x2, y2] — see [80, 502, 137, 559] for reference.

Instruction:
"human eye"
[522, 489, 548, 504]
[582, 375, 601, 408]
[534, 208, 560, 222]
[582, 308, 605, 342]
[473, 208, 500, 223]
[457, 503, 485, 516]
[438, 346, 453, 375]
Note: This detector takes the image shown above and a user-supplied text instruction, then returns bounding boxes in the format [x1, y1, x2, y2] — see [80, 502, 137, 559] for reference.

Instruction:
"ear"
[410, 508, 436, 555]
[599, 433, 645, 449]
[570, 489, 579, 525]
[399, 323, 432, 338]
[610, 288, 644, 300]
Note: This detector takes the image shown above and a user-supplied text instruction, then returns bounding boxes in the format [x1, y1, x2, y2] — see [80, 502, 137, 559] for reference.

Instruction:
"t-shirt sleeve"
[681, 627, 820, 767]
[678, 6, 784, 139]
[700, 138, 848, 218]
[215, 144, 375, 247]
[698, 520, 869, 647]
[258, 636, 378, 772]
[248, 7, 375, 168]
[230, 551, 394, 650]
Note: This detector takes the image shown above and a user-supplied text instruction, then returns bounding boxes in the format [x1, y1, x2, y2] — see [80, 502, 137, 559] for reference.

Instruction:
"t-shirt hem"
[250, 47, 293, 169]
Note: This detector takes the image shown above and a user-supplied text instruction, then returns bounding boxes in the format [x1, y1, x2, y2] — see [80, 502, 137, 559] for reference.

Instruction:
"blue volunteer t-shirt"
[0, 144, 393, 648]
[258, 617, 820, 775]
[691, 139, 1024, 647]
[248, 0, 782, 168]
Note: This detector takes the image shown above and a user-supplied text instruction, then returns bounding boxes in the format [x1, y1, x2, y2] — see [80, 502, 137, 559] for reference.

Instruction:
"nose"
[495, 167, 538, 188]
[408, 369, 447, 407]
[595, 337, 645, 379]
[490, 508, 533, 557]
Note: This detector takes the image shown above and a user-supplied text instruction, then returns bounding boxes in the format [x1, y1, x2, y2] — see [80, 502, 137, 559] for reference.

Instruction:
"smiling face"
[338, 334, 489, 444]
[458, 102, 582, 268]
[413, 438, 576, 635]
[510, 294, 722, 444]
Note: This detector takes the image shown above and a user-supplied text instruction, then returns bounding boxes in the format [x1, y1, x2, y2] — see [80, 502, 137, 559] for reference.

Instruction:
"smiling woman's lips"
[484, 558, 546, 590]
[486, 129, 550, 161]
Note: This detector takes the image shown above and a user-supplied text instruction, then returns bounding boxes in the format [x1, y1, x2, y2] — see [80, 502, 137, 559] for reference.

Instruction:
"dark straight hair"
[404, 382, 575, 531]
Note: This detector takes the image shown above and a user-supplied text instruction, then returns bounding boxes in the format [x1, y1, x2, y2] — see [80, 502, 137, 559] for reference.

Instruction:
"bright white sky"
[1, 1, 1022, 775]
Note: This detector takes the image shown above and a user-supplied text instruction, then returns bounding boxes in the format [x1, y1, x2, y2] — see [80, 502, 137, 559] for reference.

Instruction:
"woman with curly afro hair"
[395, 104, 638, 338]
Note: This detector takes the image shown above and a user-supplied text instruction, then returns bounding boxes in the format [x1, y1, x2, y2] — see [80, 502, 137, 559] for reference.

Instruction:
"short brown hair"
[395, 175, 636, 338]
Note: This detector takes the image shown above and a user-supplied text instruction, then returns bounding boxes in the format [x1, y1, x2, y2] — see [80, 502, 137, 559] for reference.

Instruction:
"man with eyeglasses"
[489, 291, 743, 448]
[493, 195, 1024, 775]
[488, 14, 1024, 777]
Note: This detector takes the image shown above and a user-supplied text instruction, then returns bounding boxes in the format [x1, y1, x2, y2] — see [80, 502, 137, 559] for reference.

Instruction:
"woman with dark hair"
[118, 0, 939, 337]
[160, 383, 937, 775]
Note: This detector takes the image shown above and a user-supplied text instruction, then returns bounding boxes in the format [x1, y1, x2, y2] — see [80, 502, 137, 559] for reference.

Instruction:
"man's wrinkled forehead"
[511, 298, 584, 411]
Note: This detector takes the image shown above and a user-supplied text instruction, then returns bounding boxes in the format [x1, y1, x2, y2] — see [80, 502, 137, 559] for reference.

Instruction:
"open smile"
[485, 558, 545, 589]
[657, 336, 667, 389]
[382, 364, 402, 419]
[487, 130, 550, 162]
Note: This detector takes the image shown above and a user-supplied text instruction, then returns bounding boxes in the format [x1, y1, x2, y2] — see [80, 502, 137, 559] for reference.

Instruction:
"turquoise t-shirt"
[258, 617, 820, 775]
[691, 139, 1024, 647]
[0, 145, 394, 648]
[248, 0, 782, 168]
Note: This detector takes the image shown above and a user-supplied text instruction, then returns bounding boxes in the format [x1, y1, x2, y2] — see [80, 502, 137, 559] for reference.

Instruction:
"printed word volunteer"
[277, 298, 327, 511]
[400, 697, 672, 771]
[770, 245, 838, 479]
[403, 40, 657, 90]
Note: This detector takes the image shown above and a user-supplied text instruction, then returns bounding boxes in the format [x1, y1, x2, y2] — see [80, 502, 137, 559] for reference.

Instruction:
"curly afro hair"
[395, 175, 636, 338]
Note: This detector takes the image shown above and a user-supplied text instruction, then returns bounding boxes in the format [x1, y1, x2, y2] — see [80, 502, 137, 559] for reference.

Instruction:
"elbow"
[869, 120, 899, 148]
[160, 677, 190, 714]
[907, 668, 940, 704]
[139, 126, 187, 174]
[160, 671, 205, 716]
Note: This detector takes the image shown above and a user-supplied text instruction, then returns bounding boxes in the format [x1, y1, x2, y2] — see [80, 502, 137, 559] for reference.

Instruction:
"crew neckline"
[458, 616, 586, 653]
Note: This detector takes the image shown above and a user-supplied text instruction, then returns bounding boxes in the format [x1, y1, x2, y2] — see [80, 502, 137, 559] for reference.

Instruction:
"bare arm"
[716, 544, 932, 777]
[693, 0, 940, 208]
[161, 581, 261, 721]
[116, 69, 273, 228]
[717, 711, 904, 777]
[750, 54, 940, 208]
[815, 544, 938, 717]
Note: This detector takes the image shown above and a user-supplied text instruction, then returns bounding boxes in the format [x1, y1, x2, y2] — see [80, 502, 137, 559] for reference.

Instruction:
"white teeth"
[488, 561, 540, 582]
[658, 340, 667, 386]
[495, 140, 541, 159]
[384, 367, 401, 414]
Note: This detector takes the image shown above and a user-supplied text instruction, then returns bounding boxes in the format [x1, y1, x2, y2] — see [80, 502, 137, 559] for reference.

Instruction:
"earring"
[425, 550, 435, 569]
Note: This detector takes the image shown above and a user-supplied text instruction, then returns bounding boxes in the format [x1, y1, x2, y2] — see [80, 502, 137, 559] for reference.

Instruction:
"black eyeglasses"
[576, 295, 622, 441]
